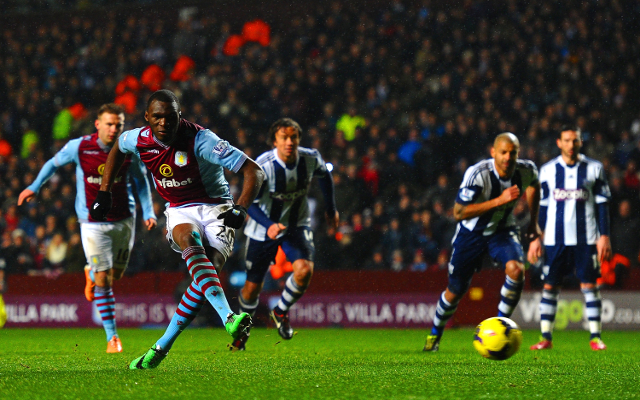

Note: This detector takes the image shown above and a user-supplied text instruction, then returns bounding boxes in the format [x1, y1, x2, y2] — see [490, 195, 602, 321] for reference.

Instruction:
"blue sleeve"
[596, 202, 610, 236]
[317, 170, 337, 214]
[118, 128, 140, 154]
[248, 204, 274, 228]
[27, 139, 80, 193]
[538, 205, 548, 231]
[194, 129, 248, 173]
[129, 155, 156, 221]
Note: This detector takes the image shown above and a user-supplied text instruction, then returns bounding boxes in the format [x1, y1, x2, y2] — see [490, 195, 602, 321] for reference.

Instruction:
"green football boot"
[129, 345, 168, 370]
[423, 334, 441, 352]
[225, 312, 252, 340]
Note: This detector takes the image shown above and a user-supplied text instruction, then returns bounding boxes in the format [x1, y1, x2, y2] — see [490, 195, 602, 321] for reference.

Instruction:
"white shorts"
[164, 204, 236, 260]
[80, 217, 135, 273]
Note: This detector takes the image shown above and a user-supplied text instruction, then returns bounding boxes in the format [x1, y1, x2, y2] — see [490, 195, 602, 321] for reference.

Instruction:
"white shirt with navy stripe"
[244, 147, 327, 241]
[539, 155, 610, 246]
[455, 158, 539, 236]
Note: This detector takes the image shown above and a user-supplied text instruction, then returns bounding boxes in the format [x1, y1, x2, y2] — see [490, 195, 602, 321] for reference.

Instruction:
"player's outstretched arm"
[453, 185, 520, 222]
[18, 142, 78, 206]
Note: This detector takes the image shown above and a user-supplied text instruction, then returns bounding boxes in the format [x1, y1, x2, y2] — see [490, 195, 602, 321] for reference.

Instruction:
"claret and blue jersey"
[118, 119, 247, 208]
[27, 132, 155, 223]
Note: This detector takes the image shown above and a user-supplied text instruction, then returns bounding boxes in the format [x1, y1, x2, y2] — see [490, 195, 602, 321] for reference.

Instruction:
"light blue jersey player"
[424, 133, 541, 352]
[233, 118, 339, 350]
[529, 126, 611, 351]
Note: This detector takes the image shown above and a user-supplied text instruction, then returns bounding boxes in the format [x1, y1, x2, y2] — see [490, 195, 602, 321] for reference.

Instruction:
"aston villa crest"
[175, 151, 188, 167]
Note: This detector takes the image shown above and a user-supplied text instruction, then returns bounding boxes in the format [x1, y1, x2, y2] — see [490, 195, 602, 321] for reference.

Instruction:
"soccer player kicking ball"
[19, 104, 157, 353]
[424, 133, 541, 352]
[231, 118, 339, 350]
[529, 125, 611, 351]
[92, 90, 265, 369]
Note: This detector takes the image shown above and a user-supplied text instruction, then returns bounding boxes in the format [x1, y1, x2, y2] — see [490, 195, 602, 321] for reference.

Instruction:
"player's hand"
[90, 190, 112, 221]
[525, 223, 542, 241]
[597, 235, 613, 263]
[498, 185, 520, 205]
[217, 204, 248, 229]
[527, 237, 543, 264]
[145, 218, 157, 231]
[326, 210, 339, 231]
[18, 189, 36, 206]
[267, 223, 287, 240]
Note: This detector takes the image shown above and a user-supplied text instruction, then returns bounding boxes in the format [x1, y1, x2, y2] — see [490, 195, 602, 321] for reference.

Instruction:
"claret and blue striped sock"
[155, 281, 205, 351]
[430, 291, 459, 337]
[273, 275, 307, 315]
[182, 246, 233, 320]
[498, 276, 524, 318]
[95, 285, 117, 341]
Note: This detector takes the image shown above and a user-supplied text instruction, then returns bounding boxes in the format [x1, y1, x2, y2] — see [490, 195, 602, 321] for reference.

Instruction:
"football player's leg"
[577, 245, 605, 348]
[155, 280, 205, 352]
[173, 223, 234, 319]
[272, 227, 314, 317]
[240, 238, 277, 317]
[429, 232, 484, 342]
[490, 230, 525, 318]
[82, 223, 120, 347]
[531, 245, 565, 349]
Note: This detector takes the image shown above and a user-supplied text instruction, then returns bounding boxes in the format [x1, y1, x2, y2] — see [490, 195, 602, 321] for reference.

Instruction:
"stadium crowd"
[1, 0, 640, 281]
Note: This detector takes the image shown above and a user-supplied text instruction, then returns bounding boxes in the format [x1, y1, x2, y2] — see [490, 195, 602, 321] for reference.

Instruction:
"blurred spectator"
[1, 0, 639, 273]
[44, 232, 67, 271]
[409, 250, 428, 272]
[611, 199, 640, 267]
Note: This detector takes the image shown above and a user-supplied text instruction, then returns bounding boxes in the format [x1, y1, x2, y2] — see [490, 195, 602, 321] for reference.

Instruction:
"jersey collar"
[558, 154, 583, 168]
[273, 148, 299, 170]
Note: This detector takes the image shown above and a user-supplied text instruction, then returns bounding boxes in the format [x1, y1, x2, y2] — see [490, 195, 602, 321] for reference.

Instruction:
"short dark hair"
[559, 124, 581, 138]
[147, 89, 180, 110]
[269, 118, 302, 142]
[97, 103, 124, 118]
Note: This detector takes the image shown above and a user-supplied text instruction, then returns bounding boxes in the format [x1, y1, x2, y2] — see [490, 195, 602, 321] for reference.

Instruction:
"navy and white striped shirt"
[455, 158, 539, 236]
[539, 155, 610, 246]
[244, 147, 328, 241]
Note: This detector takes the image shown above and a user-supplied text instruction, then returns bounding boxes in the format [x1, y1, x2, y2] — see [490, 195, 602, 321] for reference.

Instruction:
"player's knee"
[505, 261, 524, 279]
[293, 260, 313, 282]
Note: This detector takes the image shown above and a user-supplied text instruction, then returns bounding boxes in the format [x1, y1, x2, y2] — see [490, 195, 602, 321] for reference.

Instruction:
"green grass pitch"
[1, 328, 639, 399]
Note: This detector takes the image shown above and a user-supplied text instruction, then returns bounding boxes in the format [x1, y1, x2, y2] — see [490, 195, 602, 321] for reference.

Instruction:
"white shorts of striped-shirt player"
[81, 217, 135, 273]
[164, 203, 236, 261]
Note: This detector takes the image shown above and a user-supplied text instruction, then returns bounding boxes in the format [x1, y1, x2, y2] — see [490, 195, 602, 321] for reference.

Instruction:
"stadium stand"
[1, 0, 639, 280]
